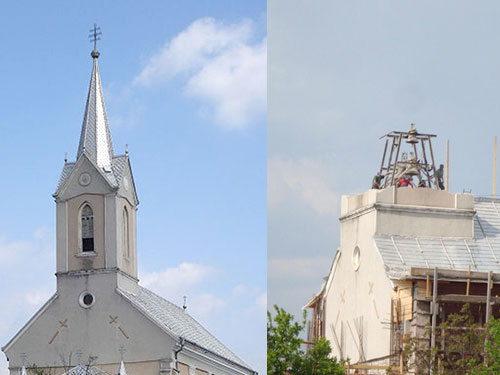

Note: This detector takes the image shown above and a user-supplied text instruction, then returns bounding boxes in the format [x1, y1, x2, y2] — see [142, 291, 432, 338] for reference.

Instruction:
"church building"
[2, 43, 256, 375]
[306, 126, 500, 368]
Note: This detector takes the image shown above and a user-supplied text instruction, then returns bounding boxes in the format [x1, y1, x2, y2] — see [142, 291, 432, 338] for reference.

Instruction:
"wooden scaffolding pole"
[486, 271, 492, 324]
[446, 140, 450, 192]
[431, 267, 438, 360]
[494, 136, 497, 199]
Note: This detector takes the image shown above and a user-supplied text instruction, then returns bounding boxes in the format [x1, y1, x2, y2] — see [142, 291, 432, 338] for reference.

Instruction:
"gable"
[114, 157, 139, 206]
[56, 154, 115, 201]
[3, 274, 176, 368]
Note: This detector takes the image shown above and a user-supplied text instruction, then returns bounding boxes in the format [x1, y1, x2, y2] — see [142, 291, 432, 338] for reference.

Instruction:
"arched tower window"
[123, 207, 130, 258]
[81, 204, 94, 252]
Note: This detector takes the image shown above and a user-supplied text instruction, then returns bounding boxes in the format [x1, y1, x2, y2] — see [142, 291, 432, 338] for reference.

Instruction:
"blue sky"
[268, 0, 500, 328]
[0, 2, 266, 374]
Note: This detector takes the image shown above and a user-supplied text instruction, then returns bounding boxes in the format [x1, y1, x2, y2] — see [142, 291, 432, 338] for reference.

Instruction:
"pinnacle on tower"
[76, 26, 114, 171]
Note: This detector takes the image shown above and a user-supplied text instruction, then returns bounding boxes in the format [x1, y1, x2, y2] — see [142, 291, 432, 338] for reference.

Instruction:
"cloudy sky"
[0, 2, 265, 374]
[268, 0, 500, 326]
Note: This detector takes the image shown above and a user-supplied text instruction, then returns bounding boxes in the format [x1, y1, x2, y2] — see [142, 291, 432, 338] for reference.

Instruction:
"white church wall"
[324, 206, 393, 362]
[5, 272, 175, 370]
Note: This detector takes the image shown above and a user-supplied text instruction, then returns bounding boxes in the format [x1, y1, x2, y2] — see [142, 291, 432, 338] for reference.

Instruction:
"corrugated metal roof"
[374, 198, 500, 278]
[118, 286, 250, 369]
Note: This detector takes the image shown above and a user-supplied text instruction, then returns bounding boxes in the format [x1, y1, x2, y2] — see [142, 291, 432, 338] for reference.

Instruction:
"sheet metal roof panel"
[373, 198, 500, 277]
[118, 286, 250, 369]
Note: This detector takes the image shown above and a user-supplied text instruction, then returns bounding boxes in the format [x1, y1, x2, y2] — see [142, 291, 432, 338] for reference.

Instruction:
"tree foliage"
[267, 305, 344, 375]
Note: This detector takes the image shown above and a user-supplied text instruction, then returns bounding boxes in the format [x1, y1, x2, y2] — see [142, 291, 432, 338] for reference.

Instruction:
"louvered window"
[81, 205, 94, 252]
[123, 207, 129, 258]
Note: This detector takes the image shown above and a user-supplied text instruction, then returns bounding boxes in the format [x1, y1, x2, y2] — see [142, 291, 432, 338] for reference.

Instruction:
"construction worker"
[436, 164, 445, 190]
[372, 172, 384, 189]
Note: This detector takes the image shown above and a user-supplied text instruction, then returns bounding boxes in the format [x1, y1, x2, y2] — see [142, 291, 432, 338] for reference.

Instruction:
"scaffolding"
[379, 124, 440, 189]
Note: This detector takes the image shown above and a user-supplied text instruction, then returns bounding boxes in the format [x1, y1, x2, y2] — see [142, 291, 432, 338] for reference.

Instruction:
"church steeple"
[54, 31, 139, 286]
[76, 47, 114, 170]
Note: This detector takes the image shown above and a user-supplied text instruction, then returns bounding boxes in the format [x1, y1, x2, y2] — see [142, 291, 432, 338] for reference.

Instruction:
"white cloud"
[268, 257, 332, 280]
[255, 292, 267, 313]
[25, 289, 53, 306]
[268, 156, 340, 216]
[140, 262, 214, 291]
[232, 284, 248, 297]
[189, 293, 226, 317]
[134, 17, 266, 129]
[0, 228, 55, 375]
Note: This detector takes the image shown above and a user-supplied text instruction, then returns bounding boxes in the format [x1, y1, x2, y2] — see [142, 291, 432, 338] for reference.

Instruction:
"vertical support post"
[428, 137, 438, 189]
[421, 139, 432, 187]
[494, 136, 497, 199]
[486, 271, 492, 324]
[431, 268, 438, 363]
[485, 271, 492, 365]
[466, 265, 471, 296]
[391, 134, 403, 187]
[379, 138, 389, 176]
[384, 137, 396, 188]
[446, 140, 449, 192]
[426, 274, 430, 297]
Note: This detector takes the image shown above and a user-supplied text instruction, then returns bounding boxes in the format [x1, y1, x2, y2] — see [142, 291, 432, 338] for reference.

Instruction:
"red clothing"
[398, 178, 412, 187]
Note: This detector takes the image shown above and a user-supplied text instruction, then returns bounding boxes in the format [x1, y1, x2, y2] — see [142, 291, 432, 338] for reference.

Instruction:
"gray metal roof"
[118, 286, 250, 369]
[374, 197, 500, 279]
[62, 365, 109, 375]
[77, 52, 114, 170]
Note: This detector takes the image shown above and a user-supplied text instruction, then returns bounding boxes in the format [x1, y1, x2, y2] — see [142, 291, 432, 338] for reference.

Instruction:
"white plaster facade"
[307, 186, 476, 363]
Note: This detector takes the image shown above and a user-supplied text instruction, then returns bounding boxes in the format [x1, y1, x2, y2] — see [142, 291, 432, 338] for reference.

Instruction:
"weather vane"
[89, 24, 102, 51]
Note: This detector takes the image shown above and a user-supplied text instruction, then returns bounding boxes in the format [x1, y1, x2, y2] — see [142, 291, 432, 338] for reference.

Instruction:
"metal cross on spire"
[89, 24, 102, 50]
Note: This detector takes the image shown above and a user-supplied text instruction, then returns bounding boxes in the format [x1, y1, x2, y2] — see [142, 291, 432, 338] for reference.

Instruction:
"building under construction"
[305, 125, 500, 370]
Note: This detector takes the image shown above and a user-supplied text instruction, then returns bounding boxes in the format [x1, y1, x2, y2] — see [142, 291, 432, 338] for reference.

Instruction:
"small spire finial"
[125, 144, 129, 155]
[20, 353, 27, 366]
[76, 349, 82, 364]
[183, 296, 187, 310]
[64, 152, 68, 163]
[119, 345, 126, 361]
[89, 24, 102, 58]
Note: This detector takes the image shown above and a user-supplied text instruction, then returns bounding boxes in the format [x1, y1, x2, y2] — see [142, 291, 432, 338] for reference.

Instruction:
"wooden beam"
[410, 267, 500, 282]
[466, 265, 471, 296]
[416, 294, 500, 304]
[426, 274, 430, 297]
[486, 271, 492, 324]
[431, 267, 438, 354]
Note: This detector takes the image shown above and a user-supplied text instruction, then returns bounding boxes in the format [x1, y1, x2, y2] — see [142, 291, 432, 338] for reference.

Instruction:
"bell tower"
[53, 41, 139, 293]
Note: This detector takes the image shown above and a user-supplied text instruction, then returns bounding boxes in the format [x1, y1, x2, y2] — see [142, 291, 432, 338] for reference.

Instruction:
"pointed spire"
[77, 44, 114, 170]
[118, 361, 128, 375]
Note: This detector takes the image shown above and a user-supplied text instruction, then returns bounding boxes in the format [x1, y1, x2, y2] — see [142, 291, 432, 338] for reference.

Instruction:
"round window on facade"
[352, 246, 361, 271]
[79, 291, 95, 308]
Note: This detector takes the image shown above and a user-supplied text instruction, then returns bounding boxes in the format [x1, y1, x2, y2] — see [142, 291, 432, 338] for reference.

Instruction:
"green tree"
[470, 317, 500, 375]
[267, 305, 344, 375]
[267, 305, 305, 375]
[300, 337, 344, 375]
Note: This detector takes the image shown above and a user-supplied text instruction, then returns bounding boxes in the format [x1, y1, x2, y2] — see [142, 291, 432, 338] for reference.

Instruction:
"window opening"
[81, 205, 94, 252]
